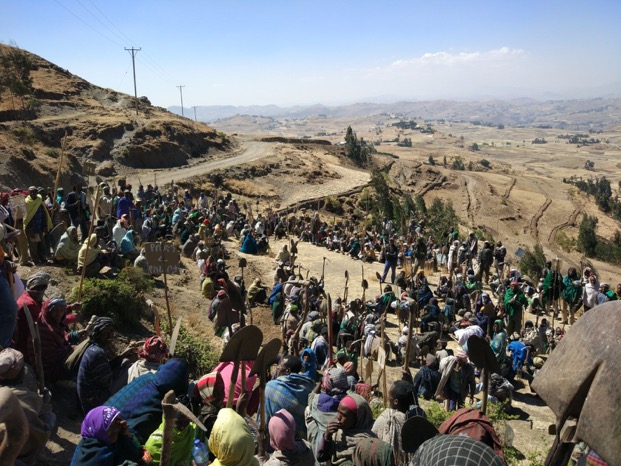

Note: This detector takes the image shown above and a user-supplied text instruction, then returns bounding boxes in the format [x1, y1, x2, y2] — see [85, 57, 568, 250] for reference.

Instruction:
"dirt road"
[124, 138, 274, 189]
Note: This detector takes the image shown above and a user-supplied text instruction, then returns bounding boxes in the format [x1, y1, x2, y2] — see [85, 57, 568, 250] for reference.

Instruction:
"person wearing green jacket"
[561, 267, 582, 325]
[504, 281, 529, 336]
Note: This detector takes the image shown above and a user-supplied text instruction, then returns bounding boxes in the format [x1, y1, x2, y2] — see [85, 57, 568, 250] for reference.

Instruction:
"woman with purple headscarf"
[71, 406, 142, 466]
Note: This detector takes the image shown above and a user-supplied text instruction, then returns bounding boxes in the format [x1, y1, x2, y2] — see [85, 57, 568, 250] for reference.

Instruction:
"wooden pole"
[161, 239, 174, 334]
[380, 312, 388, 408]
[160, 390, 177, 466]
[258, 371, 267, 457]
[403, 306, 416, 371]
[77, 186, 103, 303]
[481, 369, 490, 415]
[22, 304, 45, 394]
[326, 293, 333, 367]
[51, 131, 68, 212]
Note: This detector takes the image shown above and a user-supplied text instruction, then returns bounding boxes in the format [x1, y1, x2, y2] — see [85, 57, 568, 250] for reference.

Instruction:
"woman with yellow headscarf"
[208, 408, 258, 466]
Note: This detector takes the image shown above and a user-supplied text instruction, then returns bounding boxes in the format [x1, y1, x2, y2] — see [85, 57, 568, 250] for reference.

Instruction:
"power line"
[87, 0, 134, 44]
[76, 0, 128, 45]
[53, 0, 123, 48]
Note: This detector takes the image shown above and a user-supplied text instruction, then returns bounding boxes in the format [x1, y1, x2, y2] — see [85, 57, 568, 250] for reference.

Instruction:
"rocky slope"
[0, 43, 232, 191]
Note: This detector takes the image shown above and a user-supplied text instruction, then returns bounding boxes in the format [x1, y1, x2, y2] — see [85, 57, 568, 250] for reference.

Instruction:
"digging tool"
[343, 270, 349, 303]
[239, 258, 252, 324]
[51, 131, 68, 213]
[220, 325, 263, 409]
[161, 239, 174, 334]
[160, 389, 208, 466]
[467, 335, 501, 415]
[22, 304, 45, 394]
[249, 339, 282, 457]
[401, 416, 439, 454]
[326, 293, 334, 367]
[403, 302, 417, 372]
[321, 256, 330, 281]
[375, 271, 383, 296]
[168, 317, 183, 356]
[77, 185, 103, 303]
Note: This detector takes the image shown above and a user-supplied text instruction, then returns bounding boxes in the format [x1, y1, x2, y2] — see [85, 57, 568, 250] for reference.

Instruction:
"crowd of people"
[0, 181, 615, 465]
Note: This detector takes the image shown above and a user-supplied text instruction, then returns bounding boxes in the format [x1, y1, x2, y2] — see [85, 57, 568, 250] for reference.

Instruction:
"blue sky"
[2, 0, 620, 107]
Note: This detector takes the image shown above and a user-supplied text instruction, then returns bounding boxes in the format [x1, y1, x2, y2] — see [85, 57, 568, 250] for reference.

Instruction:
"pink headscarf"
[269, 409, 297, 452]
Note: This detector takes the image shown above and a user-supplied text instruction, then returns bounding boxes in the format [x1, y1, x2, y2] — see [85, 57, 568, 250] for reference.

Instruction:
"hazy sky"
[2, 1, 620, 107]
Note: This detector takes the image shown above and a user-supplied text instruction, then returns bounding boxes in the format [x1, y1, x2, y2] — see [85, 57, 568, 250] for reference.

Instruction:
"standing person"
[24, 186, 52, 264]
[65, 185, 89, 241]
[503, 281, 528, 336]
[435, 351, 476, 412]
[541, 263, 562, 315]
[582, 274, 600, 313]
[561, 267, 582, 325]
[97, 184, 113, 223]
[493, 241, 506, 278]
[477, 241, 494, 284]
[381, 238, 399, 285]
[412, 237, 427, 277]
[264, 355, 315, 439]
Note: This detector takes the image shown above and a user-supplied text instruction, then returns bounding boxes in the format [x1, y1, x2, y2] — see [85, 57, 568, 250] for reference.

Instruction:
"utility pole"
[124, 47, 141, 115]
[193, 106, 197, 122]
[176, 85, 185, 117]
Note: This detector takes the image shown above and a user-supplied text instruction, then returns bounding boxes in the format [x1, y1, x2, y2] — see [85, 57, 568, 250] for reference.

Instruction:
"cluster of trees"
[532, 138, 547, 144]
[0, 45, 36, 112]
[470, 120, 504, 129]
[344, 126, 374, 167]
[577, 215, 621, 264]
[558, 133, 605, 145]
[566, 176, 621, 221]
[392, 120, 418, 130]
[363, 168, 457, 243]
[397, 137, 412, 147]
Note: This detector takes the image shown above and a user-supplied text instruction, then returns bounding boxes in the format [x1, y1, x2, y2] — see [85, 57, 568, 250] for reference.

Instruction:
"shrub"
[422, 400, 453, 427]
[118, 266, 155, 293]
[555, 230, 576, 252]
[72, 278, 143, 328]
[44, 147, 60, 158]
[11, 126, 36, 144]
[161, 320, 219, 380]
[324, 195, 342, 214]
[480, 159, 491, 168]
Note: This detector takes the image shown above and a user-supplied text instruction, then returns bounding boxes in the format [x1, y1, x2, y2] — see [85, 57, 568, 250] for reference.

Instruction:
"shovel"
[375, 270, 382, 294]
[343, 270, 349, 303]
[249, 338, 282, 457]
[220, 325, 263, 409]
[467, 335, 501, 415]
[168, 317, 183, 356]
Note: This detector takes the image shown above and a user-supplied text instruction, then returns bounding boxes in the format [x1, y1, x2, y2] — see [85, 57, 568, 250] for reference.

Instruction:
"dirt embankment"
[0, 43, 233, 191]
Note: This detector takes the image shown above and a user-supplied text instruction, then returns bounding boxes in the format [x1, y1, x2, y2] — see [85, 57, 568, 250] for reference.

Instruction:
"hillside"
[0, 44, 232, 191]
[175, 97, 621, 129]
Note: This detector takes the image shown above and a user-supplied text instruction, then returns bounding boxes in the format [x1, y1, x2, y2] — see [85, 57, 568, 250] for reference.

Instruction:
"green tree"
[428, 154, 435, 165]
[578, 215, 598, 257]
[470, 143, 479, 151]
[0, 45, 35, 111]
[519, 244, 547, 279]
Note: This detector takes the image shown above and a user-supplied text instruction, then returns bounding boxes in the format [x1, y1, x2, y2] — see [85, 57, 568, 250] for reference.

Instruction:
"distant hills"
[170, 97, 621, 129]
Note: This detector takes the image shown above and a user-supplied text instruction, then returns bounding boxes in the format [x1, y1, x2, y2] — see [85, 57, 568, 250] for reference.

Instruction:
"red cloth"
[15, 292, 43, 355]
[28, 299, 72, 382]
[214, 361, 260, 415]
